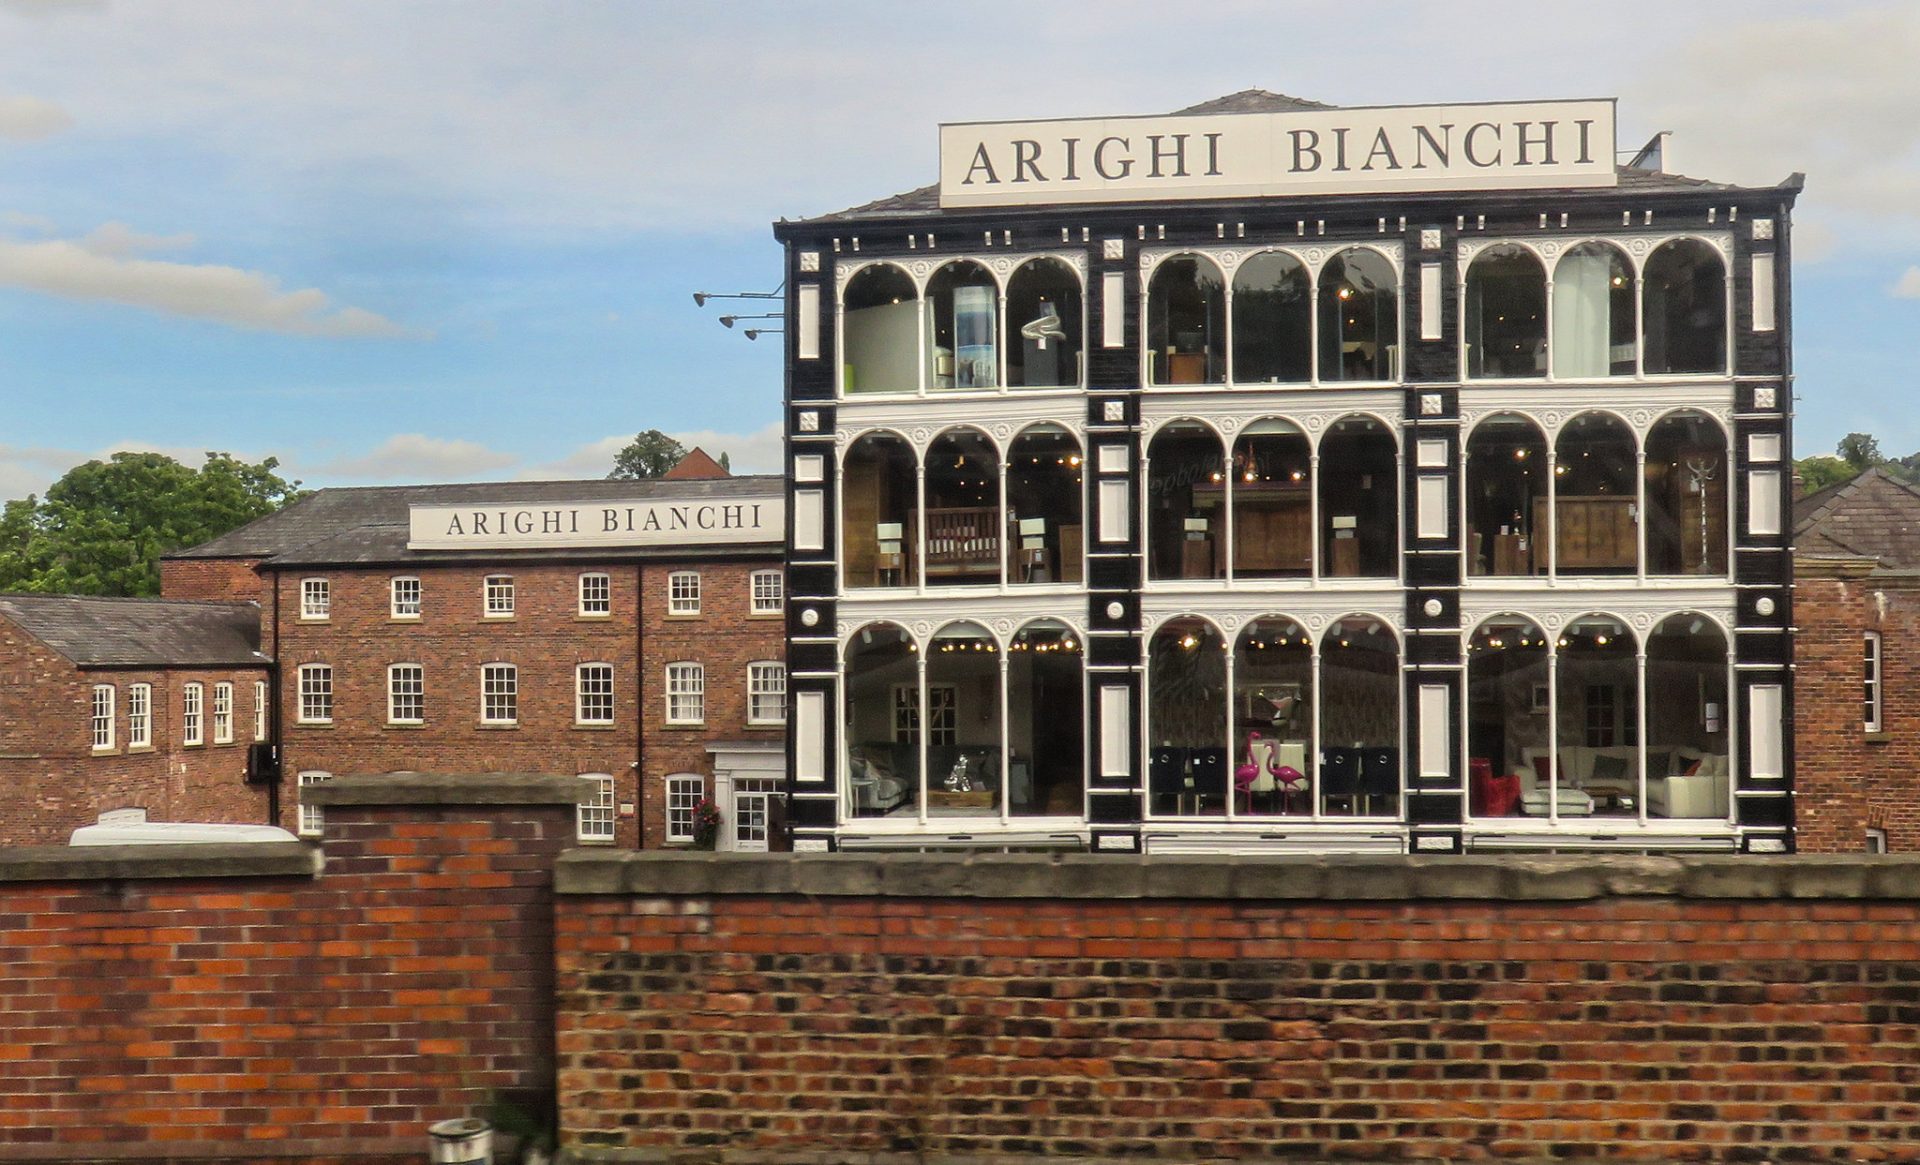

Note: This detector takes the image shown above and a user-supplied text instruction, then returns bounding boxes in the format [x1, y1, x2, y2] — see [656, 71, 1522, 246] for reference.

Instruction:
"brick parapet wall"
[0, 773, 588, 1162]
[159, 557, 268, 604]
[555, 852, 1920, 1162]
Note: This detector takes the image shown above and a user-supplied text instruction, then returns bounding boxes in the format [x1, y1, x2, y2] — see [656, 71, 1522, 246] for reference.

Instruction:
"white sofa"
[1511, 747, 1730, 818]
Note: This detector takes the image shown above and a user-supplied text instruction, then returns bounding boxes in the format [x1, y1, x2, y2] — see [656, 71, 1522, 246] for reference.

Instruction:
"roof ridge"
[0, 591, 258, 609]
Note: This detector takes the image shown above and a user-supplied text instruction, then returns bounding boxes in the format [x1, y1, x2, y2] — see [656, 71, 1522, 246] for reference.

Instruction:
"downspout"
[265, 565, 282, 828]
[633, 563, 646, 848]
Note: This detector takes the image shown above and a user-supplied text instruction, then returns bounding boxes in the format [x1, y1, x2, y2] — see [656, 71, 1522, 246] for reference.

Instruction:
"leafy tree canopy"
[1837, 431, 1884, 472]
[1794, 455, 1857, 496]
[607, 429, 686, 480]
[0, 451, 305, 596]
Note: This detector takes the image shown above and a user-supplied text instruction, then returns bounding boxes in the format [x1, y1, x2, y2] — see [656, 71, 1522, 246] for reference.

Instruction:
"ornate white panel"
[1138, 239, 1405, 285]
[1457, 384, 1733, 438]
[1138, 590, 1408, 640]
[836, 395, 1087, 456]
[834, 249, 1088, 294]
[1455, 230, 1734, 277]
[1455, 588, 1735, 640]
[835, 592, 1088, 646]
[1139, 390, 1403, 449]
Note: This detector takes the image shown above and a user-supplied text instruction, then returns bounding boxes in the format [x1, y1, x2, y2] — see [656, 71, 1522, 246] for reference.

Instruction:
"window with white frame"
[297, 665, 332, 725]
[668, 571, 701, 615]
[1865, 631, 1884, 733]
[212, 682, 234, 744]
[484, 575, 515, 617]
[577, 774, 616, 842]
[90, 684, 115, 751]
[253, 680, 267, 741]
[666, 662, 705, 724]
[298, 770, 331, 837]
[893, 683, 957, 746]
[482, 663, 518, 724]
[666, 773, 705, 842]
[129, 682, 151, 749]
[579, 572, 611, 616]
[576, 663, 615, 724]
[300, 577, 331, 620]
[748, 661, 786, 725]
[1868, 828, 1889, 854]
[390, 576, 422, 619]
[182, 682, 205, 745]
[750, 569, 783, 614]
[389, 663, 424, 724]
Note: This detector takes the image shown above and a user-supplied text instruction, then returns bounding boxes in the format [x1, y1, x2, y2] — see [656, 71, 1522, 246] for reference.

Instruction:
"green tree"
[1838, 432, 1884, 472]
[607, 429, 686, 480]
[1795, 455, 1856, 496]
[0, 451, 305, 596]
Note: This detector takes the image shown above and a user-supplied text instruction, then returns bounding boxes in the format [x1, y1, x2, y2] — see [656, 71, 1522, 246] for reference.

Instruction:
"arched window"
[1147, 254, 1224, 385]
[1146, 421, 1225, 581]
[926, 260, 999, 390]
[1319, 617, 1400, 817]
[1147, 617, 1228, 817]
[1553, 242, 1635, 377]
[1007, 424, 1083, 585]
[1466, 616, 1550, 819]
[923, 428, 1001, 586]
[1643, 239, 1726, 375]
[1465, 415, 1547, 577]
[1231, 251, 1310, 384]
[841, 263, 918, 395]
[1552, 412, 1637, 575]
[1465, 244, 1547, 378]
[1554, 615, 1637, 817]
[844, 621, 918, 818]
[926, 621, 1002, 815]
[841, 432, 916, 589]
[1645, 614, 1731, 820]
[1318, 248, 1399, 382]
[1007, 258, 1082, 388]
[1233, 617, 1312, 817]
[1230, 420, 1311, 578]
[1644, 411, 1728, 576]
[1009, 620, 1083, 817]
[1319, 415, 1397, 578]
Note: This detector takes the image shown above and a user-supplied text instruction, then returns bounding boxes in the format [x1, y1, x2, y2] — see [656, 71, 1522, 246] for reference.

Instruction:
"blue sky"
[1, 0, 1916, 499]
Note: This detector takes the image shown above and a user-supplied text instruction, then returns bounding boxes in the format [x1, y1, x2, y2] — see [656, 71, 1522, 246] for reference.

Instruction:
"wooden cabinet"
[1231, 486, 1312, 575]
[1537, 495, 1636, 570]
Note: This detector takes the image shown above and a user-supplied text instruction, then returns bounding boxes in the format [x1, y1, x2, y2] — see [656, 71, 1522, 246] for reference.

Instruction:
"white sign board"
[408, 496, 785, 551]
[940, 99, 1616, 207]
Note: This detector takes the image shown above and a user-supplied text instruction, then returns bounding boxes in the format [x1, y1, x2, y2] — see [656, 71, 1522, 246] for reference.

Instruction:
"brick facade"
[1793, 562, 1920, 852]
[0, 613, 270, 846]
[273, 557, 781, 848]
[159, 555, 268, 603]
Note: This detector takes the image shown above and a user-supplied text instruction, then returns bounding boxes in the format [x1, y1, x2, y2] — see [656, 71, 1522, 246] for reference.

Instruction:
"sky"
[1, 0, 1917, 500]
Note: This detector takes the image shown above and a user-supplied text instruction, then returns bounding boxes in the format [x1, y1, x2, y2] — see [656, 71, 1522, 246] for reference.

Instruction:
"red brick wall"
[638, 560, 785, 848]
[272, 556, 781, 849]
[557, 877, 1920, 1161]
[1794, 569, 1920, 851]
[0, 615, 271, 843]
[0, 781, 573, 1161]
[159, 556, 267, 603]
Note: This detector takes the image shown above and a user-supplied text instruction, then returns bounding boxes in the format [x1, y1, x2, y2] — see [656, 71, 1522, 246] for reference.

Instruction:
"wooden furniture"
[1180, 536, 1215, 579]
[1536, 495, 1636, 571]
[1490, 531, 1531, 576]
[1329, 534, 1361, 578]
[1058, 524, 1083, 584]
[920, 507, 1000, 580]
[1166, 352, 1207, 384]
[1191, 483, 1311, 576]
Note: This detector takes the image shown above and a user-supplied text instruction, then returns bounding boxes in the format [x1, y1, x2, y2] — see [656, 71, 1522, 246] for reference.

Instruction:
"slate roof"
[167, 475, 785, 569]
[0, 594, 264, 669]
[1793, 467, 1920, 568]
[795, 89, 1751, 226]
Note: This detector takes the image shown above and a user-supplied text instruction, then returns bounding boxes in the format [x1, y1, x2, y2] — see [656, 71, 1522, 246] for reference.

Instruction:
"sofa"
[1509, 746, 1730, 818]
[847, 742, 1004, 815]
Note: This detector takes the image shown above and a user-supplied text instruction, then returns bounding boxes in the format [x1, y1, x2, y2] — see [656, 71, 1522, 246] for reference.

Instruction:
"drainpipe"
[633, 563, 646, 848]
[266, 565, 281, 828]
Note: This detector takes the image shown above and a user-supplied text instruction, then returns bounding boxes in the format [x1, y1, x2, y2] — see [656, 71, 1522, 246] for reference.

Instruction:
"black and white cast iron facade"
[774, 91, 1800, 855]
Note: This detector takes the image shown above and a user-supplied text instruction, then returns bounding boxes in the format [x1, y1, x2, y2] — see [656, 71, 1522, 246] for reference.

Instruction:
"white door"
[732, 777, 778, 852]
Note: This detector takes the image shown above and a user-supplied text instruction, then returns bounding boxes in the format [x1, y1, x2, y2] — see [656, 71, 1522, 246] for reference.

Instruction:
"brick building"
[776, 91, 1799, 853]
[0, 593, 272, 844]
[1793, 466, 1920, 851]
[163, 465, 787, 849]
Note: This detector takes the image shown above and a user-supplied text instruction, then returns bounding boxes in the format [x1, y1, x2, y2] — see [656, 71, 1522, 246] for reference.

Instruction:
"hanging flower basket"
[691, 798, 722, 850]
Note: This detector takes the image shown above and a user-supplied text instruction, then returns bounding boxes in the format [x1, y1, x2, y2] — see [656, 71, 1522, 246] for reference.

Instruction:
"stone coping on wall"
[303, 771, 597, 806]
[0, 841, 320, 883]
[556, 850, 1920, 902]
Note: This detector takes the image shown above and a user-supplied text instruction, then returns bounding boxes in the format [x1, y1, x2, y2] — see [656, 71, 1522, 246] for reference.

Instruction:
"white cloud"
[318, 434, 517, 483]
[0, 229, 415, 337]
[0, 94, 69, 140]
[1893, 266, 1920, 298]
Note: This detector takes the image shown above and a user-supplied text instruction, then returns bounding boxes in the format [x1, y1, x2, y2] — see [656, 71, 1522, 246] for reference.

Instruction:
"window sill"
[663, 722, 707, 730]
[576, 613, 613, 621]
[746, 720, 785, 729]
[385, 721, 426, 730]
[213, 738, 236, 747]
[90, 746, 118, 756]
[297, 617, 331, 625]
[573, 722, 619, 731]
[1866, 731, 1892, 744]
[389, 615, 422, 623]
[127, 745, 154, 754]
[182, 742, 205, 750]
[481, 614, 517, 622]
[294, 721, 334, 729]
[476, 722, 519, 730]
[665, 612, 703, 620]
[749, 611, 784, 619]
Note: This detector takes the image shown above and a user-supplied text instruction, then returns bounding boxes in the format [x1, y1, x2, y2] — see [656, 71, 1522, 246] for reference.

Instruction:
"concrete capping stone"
[0, 841, 319, 884]
[555, 851, 1920, 902]
[304, 771, 594, 807]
